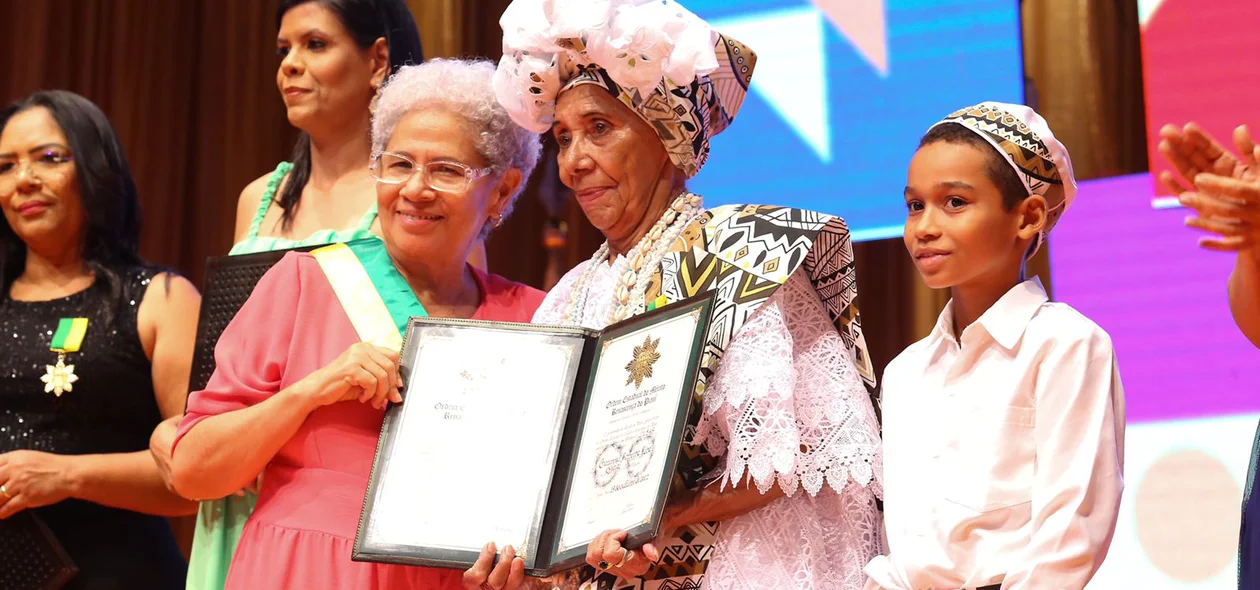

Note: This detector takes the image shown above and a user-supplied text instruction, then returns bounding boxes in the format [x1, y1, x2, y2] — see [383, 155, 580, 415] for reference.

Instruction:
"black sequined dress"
[0, 267, 186, 589]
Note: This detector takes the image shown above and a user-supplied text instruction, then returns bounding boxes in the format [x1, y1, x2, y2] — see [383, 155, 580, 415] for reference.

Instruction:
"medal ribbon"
[646, 295, 669, 312]
[50, 317, 88, 353]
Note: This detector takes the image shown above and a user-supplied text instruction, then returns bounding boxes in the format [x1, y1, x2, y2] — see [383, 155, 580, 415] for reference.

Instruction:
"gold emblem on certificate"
[624, 335, 661, 389]
[354, 294, 715, 577]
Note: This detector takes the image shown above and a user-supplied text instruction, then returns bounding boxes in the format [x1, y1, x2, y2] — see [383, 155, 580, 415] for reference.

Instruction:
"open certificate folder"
[353, 293, 715, 576]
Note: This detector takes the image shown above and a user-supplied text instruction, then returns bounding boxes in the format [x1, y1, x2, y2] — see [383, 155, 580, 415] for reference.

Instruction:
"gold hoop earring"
[492, 215, 504, 229]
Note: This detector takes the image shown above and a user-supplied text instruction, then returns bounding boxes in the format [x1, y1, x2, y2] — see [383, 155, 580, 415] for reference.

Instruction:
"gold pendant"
[41, 352, 78, 397]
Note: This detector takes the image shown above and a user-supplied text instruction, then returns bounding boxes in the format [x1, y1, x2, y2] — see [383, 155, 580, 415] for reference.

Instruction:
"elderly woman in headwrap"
[470, 2, 884, 589]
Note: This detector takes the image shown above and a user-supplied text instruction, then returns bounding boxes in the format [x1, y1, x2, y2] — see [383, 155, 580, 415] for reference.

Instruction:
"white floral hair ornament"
[492, 0, 756, 178]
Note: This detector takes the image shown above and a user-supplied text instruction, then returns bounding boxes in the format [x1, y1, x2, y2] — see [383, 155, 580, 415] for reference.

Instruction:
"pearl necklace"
[565, 193, 703, 326]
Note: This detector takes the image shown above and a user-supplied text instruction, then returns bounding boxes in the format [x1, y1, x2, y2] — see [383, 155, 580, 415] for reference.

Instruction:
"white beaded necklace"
[565, 193, 703, 326]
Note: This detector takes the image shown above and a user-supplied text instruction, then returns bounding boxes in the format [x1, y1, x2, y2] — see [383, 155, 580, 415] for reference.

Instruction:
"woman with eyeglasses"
[145, 2, 428, 588]
[168, 59, 544, 589]
[0, 90, 198, 587]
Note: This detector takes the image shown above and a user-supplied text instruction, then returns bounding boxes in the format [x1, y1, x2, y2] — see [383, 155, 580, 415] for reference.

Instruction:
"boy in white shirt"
[864, 102, 1126, 590]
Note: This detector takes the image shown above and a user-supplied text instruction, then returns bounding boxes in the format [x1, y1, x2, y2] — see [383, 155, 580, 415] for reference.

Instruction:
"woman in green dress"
[147, 1, 424, 589]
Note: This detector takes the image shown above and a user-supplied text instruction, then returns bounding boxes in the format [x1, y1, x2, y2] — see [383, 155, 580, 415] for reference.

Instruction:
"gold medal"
[42, 318, 87, 397]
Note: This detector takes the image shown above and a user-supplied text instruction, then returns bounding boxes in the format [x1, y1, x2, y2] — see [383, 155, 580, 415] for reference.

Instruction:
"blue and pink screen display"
[683, 0, 1025, 241]
[1052, 174, 1260, 422]
[1056, 173, 1259, 589]
[1050, 2, 1260, 587]
[674, 1, 1258, 586]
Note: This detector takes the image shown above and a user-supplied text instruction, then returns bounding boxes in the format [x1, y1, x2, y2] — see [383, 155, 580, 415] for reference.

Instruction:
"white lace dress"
[534, 255, 885, 590]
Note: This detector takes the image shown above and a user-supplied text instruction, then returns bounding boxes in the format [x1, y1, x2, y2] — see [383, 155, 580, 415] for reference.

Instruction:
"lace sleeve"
[694, 273, 883, 498]
[531, 261, 587, 325]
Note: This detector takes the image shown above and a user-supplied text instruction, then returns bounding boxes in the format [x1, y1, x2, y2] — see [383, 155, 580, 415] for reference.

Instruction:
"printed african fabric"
[935, 104, 1068, 240]
[540, 204, 877, 590]
[561, 34, 755, 179]
[647, 204, 876, 398]
[493, 0, 757, 179]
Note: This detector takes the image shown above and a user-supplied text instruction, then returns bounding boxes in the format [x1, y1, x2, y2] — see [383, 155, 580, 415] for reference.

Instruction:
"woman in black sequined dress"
[0, 91, 198, 588]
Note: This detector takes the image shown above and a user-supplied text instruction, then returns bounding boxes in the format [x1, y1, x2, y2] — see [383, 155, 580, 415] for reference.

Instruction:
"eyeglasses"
[370, 152, 493, 193]
[0, 150, 74, 192]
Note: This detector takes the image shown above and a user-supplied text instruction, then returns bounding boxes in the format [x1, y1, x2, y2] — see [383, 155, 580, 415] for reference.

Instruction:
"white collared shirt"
[865, 277, 1125, 590]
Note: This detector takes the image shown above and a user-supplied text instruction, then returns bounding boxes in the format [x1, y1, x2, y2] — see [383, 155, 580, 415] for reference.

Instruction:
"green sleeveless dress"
[186, 162, 380, 590]
[227, 162, 379, 255]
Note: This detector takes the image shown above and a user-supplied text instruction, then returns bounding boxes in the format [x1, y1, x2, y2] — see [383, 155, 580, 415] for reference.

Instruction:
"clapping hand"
[1180, 174, 1260, 252]
[1159, 123, 1260, 252]
[1158, 123, 1259, 191]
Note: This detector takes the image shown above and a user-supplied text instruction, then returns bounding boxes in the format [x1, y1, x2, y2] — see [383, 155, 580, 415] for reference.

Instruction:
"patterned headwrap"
[492, 0, 755, 178]
[928, 102, 1077, 258]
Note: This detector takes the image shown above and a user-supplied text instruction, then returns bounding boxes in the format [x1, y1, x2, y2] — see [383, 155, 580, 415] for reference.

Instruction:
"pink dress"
[175, 253, 546, 590]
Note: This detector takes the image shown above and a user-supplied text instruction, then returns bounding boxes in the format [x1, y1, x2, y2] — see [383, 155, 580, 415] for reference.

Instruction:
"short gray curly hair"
[371, 58, 542, 226]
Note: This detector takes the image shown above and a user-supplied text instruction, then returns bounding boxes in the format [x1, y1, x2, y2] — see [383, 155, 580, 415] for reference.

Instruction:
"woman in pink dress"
[169, 59, 543, 589]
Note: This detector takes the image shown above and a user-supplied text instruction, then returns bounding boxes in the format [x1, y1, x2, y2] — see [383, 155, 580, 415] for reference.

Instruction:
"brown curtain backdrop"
[0, 0, 296, 287]
[0, 0, 1147, 558]
[1023, 0, 1150, 181]
[0, 0, 295, 555]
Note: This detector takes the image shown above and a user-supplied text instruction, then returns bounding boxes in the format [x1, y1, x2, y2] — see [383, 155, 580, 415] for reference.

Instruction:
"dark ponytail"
[273, 0, 424, 229]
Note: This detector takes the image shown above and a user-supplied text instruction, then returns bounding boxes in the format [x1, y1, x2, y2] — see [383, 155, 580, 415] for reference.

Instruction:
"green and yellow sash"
[310, 239, 426, 349]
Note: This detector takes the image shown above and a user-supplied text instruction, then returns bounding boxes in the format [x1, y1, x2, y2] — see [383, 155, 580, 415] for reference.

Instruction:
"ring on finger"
[0, 484, 8, 499]
[613, 547, 632, 568]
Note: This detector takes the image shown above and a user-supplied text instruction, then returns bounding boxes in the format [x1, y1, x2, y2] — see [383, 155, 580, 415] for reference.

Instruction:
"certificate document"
[362, 328, 580, 557]
[557, 310, 705, 552]
[353, 293, 715, 577]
